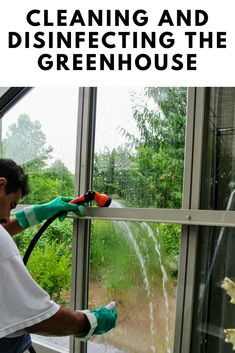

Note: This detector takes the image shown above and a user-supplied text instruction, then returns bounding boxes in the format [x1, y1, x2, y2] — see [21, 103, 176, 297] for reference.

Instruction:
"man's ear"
[0, 177, 7, 188]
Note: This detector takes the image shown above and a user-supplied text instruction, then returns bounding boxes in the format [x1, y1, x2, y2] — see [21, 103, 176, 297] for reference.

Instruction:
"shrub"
[26, 241, 72, 304]
[15, 219, 73, 254]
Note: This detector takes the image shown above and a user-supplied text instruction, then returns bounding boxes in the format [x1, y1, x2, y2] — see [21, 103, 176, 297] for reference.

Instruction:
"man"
[0, 158, 117, 353]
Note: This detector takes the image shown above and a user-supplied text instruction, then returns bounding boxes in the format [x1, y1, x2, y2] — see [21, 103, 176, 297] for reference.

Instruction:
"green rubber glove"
[76, 302, 117, 341]
[91, 303, 117, 335]
[15, 196, 86, 229]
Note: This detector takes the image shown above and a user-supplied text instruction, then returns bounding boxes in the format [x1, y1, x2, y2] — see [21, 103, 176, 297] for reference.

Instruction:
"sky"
[2, 87, 144, 172]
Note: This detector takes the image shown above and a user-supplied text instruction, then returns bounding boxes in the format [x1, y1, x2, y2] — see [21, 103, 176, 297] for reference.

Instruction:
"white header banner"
[0, 0, 234, 86]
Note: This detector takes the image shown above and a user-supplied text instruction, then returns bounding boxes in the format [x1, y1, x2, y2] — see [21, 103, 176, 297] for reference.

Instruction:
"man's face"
[0, 178, 21, 224]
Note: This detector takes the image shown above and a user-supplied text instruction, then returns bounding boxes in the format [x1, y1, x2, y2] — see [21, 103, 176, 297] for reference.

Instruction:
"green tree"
[93, 88, 187, 208]
[93, 146, 135, 198]
[93, 89, 186, 276]
[46, 160, 74, 196]
[124, 87, 187, 207]
[94, 147, 119, 196]
[21, 173, 60, 204]
[2, 115, 75, 204]
[2, 114, 53, 169]
[22, 161, 75, 204]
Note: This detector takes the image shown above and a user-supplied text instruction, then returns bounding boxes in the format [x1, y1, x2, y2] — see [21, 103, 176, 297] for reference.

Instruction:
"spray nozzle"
[70, 191, 112, 207]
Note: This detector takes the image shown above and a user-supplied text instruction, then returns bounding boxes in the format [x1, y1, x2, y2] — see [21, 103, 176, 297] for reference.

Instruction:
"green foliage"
[21, 173, 60, 204]
[89, 220, 178, 294]
[26, 241, 72, 303]
[42, 219, 74, 248]
[90, 221, 144, 293]
[15, 219, 73, 253]
[14, 225, 41, 253]
[21, 163, 74, 205]
[130, 88, 186, 208]
[2, 114, 74, 205]
[15, 219, 73, 304]
[46, 160, 74, 196]
[159, 224, 180, 278]
[146, 87, 187, 117]
[94, 147, 130, 197]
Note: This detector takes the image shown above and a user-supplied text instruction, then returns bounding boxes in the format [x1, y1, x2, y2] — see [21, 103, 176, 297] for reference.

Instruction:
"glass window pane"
[192, 88, 235, 353]
[1, 87, 78, 202]
[201, 88, 235, 211]
[94, 87, 187, 208]
[88, 220, 180, 353]
[1, 87, 79, 352]
[192, 226, 235, 353]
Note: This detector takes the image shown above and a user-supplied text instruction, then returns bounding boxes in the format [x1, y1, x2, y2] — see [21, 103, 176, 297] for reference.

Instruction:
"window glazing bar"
[70, 87, 96, 353]
[69, 207, 235, 228]
[173, 87, 197, 353]
[180, 88, 206, 353]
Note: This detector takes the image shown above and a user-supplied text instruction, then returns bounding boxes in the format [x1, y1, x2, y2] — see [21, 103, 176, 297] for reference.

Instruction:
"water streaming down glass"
[111, 200, 171, 353]
[141, 223, 171, 353]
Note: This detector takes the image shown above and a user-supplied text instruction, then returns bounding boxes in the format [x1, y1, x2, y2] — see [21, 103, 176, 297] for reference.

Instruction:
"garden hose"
[23, 191, 112, 265]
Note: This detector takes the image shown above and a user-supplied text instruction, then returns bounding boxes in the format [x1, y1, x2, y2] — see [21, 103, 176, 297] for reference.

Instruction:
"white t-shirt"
[0, 225, 60, 338]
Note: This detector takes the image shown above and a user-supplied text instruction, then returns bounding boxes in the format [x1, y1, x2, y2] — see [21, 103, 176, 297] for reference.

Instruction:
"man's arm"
[26, 304, 117, 339]
[5, 197, 86, 236]
[3, 217, 25, 236]
[26, 307, 90, 337]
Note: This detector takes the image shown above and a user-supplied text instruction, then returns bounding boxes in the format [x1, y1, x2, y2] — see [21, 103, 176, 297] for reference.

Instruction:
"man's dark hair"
[0, 158, 29, 197]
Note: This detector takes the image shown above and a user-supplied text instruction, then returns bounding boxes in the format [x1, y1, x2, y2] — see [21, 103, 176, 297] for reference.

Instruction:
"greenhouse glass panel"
[88, 220, 180, 353]
[93, 87, 187, 209]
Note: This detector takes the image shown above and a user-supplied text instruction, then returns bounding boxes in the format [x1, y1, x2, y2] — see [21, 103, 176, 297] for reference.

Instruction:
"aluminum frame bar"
[69, 207, 235, 228]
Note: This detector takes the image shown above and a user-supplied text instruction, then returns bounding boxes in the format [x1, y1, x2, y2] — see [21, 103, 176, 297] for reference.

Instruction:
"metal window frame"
[70, 207, 235, 227]
[176, 87, 206, 353]
[70, 87, 97, 353]
[0, 87, 32, 119]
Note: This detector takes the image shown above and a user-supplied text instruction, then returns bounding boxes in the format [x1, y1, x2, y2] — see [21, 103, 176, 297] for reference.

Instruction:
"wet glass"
[93, 87, 187, 209]
[91, 87, 185, 352]
[192, 88, 235, 353]
[1, 87, 79, 352]
[88, 219, 180, 353]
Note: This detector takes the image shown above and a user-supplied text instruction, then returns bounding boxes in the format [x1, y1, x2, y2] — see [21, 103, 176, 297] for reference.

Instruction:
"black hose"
[23, 210, 66, 266]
